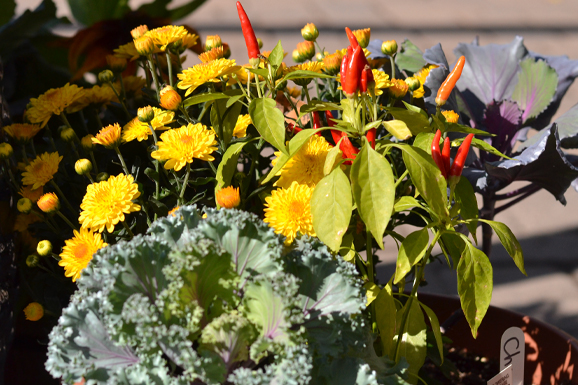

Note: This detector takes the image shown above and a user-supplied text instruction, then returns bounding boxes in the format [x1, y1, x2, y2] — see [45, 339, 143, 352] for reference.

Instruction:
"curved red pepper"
[441, 137, 451, 176]
[449, 133, 474, 180]
[326, 111, 358, 164]
[340, 46, 353, 87]
[287, 122, 302, 134]
[312, 111, 321, 129]
[366, 128, 376, 149]
[431, 130, 448, 179]
[436, 55, 465, 106]
[342, 45, 363, 97]
[360, 65, 373, 94]
[345, 27, 359, 49]
[236, 2, 260, 60]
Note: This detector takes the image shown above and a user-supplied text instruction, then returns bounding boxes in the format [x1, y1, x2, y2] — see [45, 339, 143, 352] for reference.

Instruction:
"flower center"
[74, 244, 89, 260]
[180, 134, 193, 145]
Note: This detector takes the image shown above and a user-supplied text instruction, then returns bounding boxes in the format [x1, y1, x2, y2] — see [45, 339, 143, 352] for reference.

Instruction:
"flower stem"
[166, 52, 174, 88]
[114, 147, 131, 176]
[106, 81, 131, 120]
[147, 123, 158, 145]
[50, 180, 75, 213]
[121, 220, 134, 238]
[389, 54, 396, 80]
[179, 163, 191, 204]
[89, 151, 99, 174]
[56, 210, 77, 231]
[147, 56, 161, 102]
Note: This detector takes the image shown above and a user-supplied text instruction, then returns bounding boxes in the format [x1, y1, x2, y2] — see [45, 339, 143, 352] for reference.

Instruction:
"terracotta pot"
[418, 292, 578, 385]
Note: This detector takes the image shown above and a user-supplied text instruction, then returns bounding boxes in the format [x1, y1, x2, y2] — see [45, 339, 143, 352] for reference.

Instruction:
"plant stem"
[494, 186, 541, 216]
[494, 184, 540, 200]
[389, 54, 396, 80]
[394, 169, 409, 189]
[179, 163, 191, 204]
[481, 194, 496, 256]
[147, 56, 161, 102]
[122, 220, 134, 238]
[50, 180, 75, 213]
[114, 147, 131, 176]
[106, 81, 131, 120]
[254, 72, 262, 98]
[147, 123, 158, 145]
[56, 210, 77, 231]
[366, 230, 374, 283]
[89, 151, 99, 174]
[166, 52, 174, 88]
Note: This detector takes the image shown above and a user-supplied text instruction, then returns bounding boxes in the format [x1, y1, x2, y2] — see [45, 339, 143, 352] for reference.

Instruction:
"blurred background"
[12, 0, 578, 337]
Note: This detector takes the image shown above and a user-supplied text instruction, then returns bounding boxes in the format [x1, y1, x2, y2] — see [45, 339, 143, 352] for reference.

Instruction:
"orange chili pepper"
[435, 55, 465, 107]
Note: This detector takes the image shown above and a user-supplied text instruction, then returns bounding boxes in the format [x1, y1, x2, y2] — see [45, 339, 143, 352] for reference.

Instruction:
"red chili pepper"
[340, 46, 353, 86]
[360, 65, 374, 94]
[449, 133, 474, 186]
[431, 130, 448, 179]
[366, 128, 376, 149]
[436, 55, 465, 107]
[441, 137, 451, 175]
[345, 27, 359, 48]
[326, 111, 358, 164]
[236, 2, 260, 63]
[342, 45, 363, 97]
[312, 111, 321, 129]
[287, 122, 302, 134]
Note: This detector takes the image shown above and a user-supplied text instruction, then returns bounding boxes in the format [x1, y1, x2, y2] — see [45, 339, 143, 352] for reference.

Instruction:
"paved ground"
[15, 0, 578, 337]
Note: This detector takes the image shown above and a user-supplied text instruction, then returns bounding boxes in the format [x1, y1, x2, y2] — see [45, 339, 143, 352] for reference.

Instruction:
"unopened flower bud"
[353, 28, 371, 48]
[134, 35, 155, 56]
[257, 38, 263, 50]
[275, 79, 288, 90]
[81, 135, 94, 152]
[301, 23, 319, 41]
[0, 143, 13, 160]
[75, 159, 93, 175]
[106, 55, 127, 73]
[17, 198, 33, 214]
[26, 254, 39, 267]
[60, 127, 76, 142]
[204, 35, 222, 51]
[216, 186, 241, 209]
[381, 40, 398, 56]
[131, 25, 149, 39]
[323, 53, 342, 75]
[292, 49, 304, 63]
[405, 76, 421, 92]
[96, 172, 109, 182]
[37, 240, 52, 256]
[98, 70, 114, 84]
[23, 302, 43, 321]
[37, 192, 60, 213]
[296, 41, 315, 61]
[160, 86, 182, 110]
[137, 106, 155, 122]
[389, 78, 408, 99]
[222, 42, 231, 59]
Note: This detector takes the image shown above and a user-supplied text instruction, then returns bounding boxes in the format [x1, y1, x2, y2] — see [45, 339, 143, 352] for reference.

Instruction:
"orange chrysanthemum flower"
[216, 186, 241, 208]
[93, 123, 122, 149]
[3, 124, 42, 144]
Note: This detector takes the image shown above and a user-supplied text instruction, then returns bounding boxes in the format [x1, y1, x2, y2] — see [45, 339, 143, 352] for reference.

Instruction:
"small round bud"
[257, 38, 263, 50]
[381, 40, 398, 56]
[75, 159, 93, 175]
[106, 55, 127, 73]
[296, 41, 315, 61]
[292, 49, 304, 63]
[204, 35, 222, 51]
[81, 134, 94, 152]
[37, 240, 53, 256]
[0, 142, 13, 160]
[96, 172, 109, 182]
[301, 23, 319, 41]
[131, 25, 149, 39]
[98, 70, 114, 84]
[134, 35, 155, 56]
[60, 127, 76, 142]
[159, 86, 182, 111]
[389, 78, 408, 99]
[222, 43, 231, 59]
[37, 192, 60, 213]
[405, 76, 421, 92]
[17, 198, 33, 214]
[23, 302, 44, 321]
[275, 79, 288, 90]
[322, 53, 342, 75]
[216, 186, 241, 209]
[352, 28, 371, 48]
[26, 254, 39, 268]
[137, 106, 155, 122]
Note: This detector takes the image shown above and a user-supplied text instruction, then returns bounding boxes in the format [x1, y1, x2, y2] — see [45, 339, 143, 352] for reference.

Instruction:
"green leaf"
[363, 282, 380, 306]
[512, 58, 558, 123]
[412, 132, 435, 154]
[394, 296, 427, 384]
[402, 101, 429, 119]
[393, 196, 422, 212]
[339, 233, 356, 263]
[394, 228, 429, 284]
[324, 138, 344, 175]
[211, 99, 242, 147]
[67, 0, 129, 26]
[249, 98, 288, 155]
[446, 123, 493, 136]
[169, 0, 209, 20]
[311, 167, 352, 252]
[383, 120, 412, 140]
[300, 100, 342, 115]
[244, 281, 289, 343]
[226, 94, 244, 108]
[282, 70, 334, 82]
[375, 282, 396, 356]
[287, 128, 323, 154]
[248, 67, 269, 78]
[261, 152, 288, 184]
[452, 137, 514, 160]
[418, 302, 443, 364]
[455, 177, 479, 243]
[364, 120, 383, 133]
[439, 232, 465, 269]
[457, 243, 493, 337]
[340, 98, 356, 125]
[386, 108, 431, 135]
[395, 144, 449, 221]
[478, 219, 526, 275]
[350, 142, 395, 248]
[396, 39, 426, 73]
[0, 0, 15, 26]
[268, 40, 284, 69]
[215, 140, 256, 193]
[182, 89, 242, 108]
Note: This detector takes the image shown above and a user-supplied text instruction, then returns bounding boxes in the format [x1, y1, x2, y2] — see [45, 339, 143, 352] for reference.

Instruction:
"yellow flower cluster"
[177, 59, 240, 96]
[26, 84, 84, 127]
[123, 108, 175, 142]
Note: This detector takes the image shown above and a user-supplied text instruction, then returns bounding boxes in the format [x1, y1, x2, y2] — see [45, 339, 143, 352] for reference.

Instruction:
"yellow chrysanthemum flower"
[216, 186, 241, 208]
[147, 25, 188, 51]
[413, 64, 439, 99]
[151, 123, 218, 171]
[66, 85, 117, 113]
[26, 83, 84, 127]
[181, 33, 199, 49]
[264, 182, 316, 245]
[233, 114, 252, 138]
[78, 173, 141, 233]
[3, 123, 42, 144]
[285, 61, 325, 76]
[113, 42, 140, 61]
[23, 302, 44, 321]
[177, 59, 240, 96]
[59, 228, 107, 282]
[442, 110, 460, 123]
[389, 78, 409, 99]
[122, 108, 175, 142]
[199, 46, 224, 63]
[168, 206, 180, 216]
[274, 135, 334, 189]
[93, 123, 122, 149]
[21, 152, 62, 190]
[19, 185, 44, 202]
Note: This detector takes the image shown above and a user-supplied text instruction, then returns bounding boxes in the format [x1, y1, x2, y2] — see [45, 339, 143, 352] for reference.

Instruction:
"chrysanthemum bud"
[60, 127, 76, 142]
[205, 35, 222, 51]
[81, 135, 94, 152]
[275, 79, 288, 90]
[37, 192, 60, 213]
[106, 55, 127, 73]
[96, 172, 109, 182]
[292, 49, 304, 63]
[37, 240, 52, 256]
[134, 35, 155, 56]
[26, 254, 39, 267]
[222, 42, 231, 59]
[98, 70, 114, 84]
[17, 198, 33, 214]
[23, 302, 44, 321]
[301, 23, 319, 41]
[353, 28, 371, 48]
[93, 123, 122, 149]
[137, 106, 155, 122]
[131, 25, 149, 39]
[381, 40, 398, 56]
[405, 76, 421, 92]
[0, 143, 13, 160]
[323, 52, 342, 75]
[389, 78, 408, 99]
[442, 110, 460, 124]
[75, 159, 93, 175]
[257, 38, 263, 50]
[216, 186, 241, 209]
[296, 41, 315, 61]
[159, 86, 182, 110]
